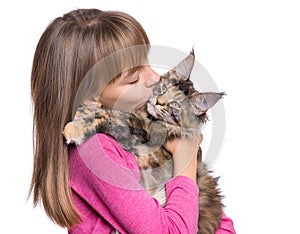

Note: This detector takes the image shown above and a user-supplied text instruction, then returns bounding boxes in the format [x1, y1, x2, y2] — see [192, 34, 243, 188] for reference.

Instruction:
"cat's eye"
[161, 84, 167, 94]
[153, 83, 167, 96]
[168, 101, 180, 109]
[159, 84, 167, 95]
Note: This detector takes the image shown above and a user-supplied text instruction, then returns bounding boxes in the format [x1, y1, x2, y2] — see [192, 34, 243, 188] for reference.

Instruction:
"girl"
[29, 8, 235, 233]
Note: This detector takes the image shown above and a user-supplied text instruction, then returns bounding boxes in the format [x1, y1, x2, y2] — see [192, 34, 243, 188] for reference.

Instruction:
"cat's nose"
[156, 97, 166, 106]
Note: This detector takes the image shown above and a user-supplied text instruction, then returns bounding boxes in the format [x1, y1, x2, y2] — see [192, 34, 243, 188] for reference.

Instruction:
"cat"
[63, 50, 225, 234]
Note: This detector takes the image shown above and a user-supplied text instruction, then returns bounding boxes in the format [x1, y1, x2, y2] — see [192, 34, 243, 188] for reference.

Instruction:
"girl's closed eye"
[127, 68, 142, 84]
[128, 75, 140, 84]
[127, 66, 142, 84]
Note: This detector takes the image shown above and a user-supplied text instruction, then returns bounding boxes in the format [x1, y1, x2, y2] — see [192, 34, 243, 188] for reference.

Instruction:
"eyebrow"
[123, 66, 141, 79]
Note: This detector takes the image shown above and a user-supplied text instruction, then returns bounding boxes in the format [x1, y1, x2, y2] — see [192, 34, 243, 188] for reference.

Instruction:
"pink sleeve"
[69, 134, 199, 234]
[216, 213, 236, 234]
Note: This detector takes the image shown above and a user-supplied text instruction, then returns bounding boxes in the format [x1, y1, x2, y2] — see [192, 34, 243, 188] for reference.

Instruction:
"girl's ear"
[164, 49, 195, 82]
[190, 92, 225, 115]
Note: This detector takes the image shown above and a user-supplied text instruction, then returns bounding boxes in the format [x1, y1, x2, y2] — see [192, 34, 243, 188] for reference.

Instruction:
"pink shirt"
[68, 134, 235, 234]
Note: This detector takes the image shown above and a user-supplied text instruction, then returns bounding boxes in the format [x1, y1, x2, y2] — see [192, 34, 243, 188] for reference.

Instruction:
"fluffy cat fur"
[63, 51, 224, 234]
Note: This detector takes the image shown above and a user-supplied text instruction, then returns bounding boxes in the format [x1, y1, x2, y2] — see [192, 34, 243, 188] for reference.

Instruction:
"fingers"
[164, 133, 204, 157]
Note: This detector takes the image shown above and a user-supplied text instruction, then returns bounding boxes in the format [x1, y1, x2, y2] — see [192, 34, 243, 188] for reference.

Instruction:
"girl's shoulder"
[69, 133, 140, 174]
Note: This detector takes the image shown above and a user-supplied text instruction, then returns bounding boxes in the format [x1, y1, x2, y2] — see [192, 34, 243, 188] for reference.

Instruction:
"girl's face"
[98, 65, 160, 111]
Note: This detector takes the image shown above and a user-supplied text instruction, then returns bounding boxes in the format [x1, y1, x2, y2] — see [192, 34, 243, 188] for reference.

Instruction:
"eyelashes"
[128, 68, 142, 84]
[128, 75, 140, 84]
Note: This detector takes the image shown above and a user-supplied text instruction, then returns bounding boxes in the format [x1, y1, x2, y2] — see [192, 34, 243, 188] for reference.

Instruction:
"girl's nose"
[143, 66, 160, 87]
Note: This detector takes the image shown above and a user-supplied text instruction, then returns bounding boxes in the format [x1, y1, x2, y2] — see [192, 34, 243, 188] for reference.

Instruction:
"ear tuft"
[190, 47, 195, 57]
[164, 49, 195, 82]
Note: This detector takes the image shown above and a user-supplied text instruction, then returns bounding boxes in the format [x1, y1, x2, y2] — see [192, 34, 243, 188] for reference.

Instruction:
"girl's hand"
[164, 134, 203, 182]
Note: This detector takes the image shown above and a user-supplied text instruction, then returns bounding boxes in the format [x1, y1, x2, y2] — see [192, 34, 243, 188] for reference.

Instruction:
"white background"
[1, 0, 300, 233]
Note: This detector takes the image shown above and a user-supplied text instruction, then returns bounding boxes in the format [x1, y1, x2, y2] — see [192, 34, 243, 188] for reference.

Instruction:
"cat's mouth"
[146, 102, 177, 125]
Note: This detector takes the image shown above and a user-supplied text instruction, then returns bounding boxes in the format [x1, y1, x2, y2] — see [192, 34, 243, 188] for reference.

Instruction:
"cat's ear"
[165, 49, 195, 82]
[190, 92, 225, 115]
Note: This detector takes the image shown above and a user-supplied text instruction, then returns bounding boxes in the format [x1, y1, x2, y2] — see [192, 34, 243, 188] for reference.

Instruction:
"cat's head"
[147, 50, 224, 137]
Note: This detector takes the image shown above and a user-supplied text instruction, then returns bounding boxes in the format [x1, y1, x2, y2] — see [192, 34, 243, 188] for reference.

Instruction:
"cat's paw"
[62, 122, 85, 145]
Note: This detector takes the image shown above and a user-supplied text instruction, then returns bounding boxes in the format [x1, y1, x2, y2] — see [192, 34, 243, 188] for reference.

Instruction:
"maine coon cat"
[63, 51, 224, 234]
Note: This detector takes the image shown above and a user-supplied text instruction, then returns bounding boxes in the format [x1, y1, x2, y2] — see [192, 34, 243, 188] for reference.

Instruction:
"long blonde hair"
[29, 8, 149, 228]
